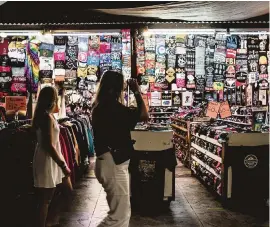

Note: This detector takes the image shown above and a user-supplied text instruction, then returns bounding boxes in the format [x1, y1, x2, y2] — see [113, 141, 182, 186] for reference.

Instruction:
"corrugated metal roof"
[0, 2, 268, 29]
[0, 20, 268, 26]
[0, 21, 268, 31]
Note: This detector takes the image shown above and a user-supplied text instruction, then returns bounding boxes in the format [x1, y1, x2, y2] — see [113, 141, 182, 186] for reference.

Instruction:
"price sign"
[219, 101, 232, 119]
[5, 96, 27, 112]
[206, 101, 220, 118]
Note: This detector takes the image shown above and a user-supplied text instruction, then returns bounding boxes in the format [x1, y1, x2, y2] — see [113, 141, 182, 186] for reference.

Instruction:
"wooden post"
[130, 28, 137, 78]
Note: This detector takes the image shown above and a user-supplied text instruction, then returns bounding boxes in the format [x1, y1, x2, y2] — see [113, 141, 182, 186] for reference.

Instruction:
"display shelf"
[191, 143, 222, 163]
[191, 133, 223, 147]
[173, 141, 188, 149]
[217, 119, 251, 126]
[171, 117, 187, 123]
[171, 119, 193, 168]
[173, 132, 187, 141]
[171, 124, 188, 132]
[149, 112, 175, 114]
[232, 114, 252, 117]
[191, 155, 221, 179]
[190, 167, 222, 196]
[149, 117, 170, 119]
[149, 122, 170, 125]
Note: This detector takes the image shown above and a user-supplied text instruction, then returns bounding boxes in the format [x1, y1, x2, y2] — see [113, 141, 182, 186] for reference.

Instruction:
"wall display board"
[136, 31, 269, 108]
[0, 30, 131, 98]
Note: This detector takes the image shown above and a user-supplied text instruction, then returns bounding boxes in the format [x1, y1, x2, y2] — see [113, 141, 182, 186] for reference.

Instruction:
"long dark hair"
[93, 70, 124, 109]
[32, 86, 58, 129]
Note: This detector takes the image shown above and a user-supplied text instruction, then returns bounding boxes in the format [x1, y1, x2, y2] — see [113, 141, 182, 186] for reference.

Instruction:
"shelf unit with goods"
[190, 130, 269, 206]
[190, 132, 224, 197]
[171, 116, 211, 168]
[148, 106, 179, 126]
[170, 117, 190, 167]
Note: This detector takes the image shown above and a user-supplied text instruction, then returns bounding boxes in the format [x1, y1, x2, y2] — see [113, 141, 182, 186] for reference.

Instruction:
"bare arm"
[134, 91, 149, 122]
[128, 79, 149, 122]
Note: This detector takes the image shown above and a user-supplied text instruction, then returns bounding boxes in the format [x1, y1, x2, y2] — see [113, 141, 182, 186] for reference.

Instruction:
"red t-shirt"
[0, 39, 9, 55]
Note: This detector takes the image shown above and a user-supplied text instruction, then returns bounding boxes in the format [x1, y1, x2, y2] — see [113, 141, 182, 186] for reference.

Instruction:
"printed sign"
[244, 155, 258, 169]
[161, 91, 172, 106]
[172, 91, 181, 106]
[182, 91, 193, 106]
[150, 91, 162, 106]
[206, 101, 221, 118]
[219, 101, 232, 119]
[5, 96, 26, 111]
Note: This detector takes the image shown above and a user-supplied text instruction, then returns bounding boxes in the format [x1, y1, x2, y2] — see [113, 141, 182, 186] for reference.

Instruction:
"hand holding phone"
[127, 78, 140, 93]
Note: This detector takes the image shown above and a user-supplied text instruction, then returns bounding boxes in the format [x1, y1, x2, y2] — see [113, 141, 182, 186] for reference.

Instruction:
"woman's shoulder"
[39, 113, 54, 128]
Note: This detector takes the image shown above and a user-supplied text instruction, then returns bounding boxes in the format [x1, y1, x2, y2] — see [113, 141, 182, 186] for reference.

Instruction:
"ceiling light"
[52, 32, 121, 36]
[143, 29, 217, 35]
[0, 32, 41, 36]
[0, 32, 7, 38]
[230, 31, 270, 35]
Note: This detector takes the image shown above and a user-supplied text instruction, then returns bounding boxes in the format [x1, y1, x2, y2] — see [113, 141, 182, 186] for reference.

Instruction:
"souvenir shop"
[0, 24, 269, 220]
[0, 28, 131, 225]
[133, 27, 269, 210]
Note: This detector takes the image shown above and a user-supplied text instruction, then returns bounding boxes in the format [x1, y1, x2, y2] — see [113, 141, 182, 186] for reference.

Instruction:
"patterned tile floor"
[59, 161, 269, 227]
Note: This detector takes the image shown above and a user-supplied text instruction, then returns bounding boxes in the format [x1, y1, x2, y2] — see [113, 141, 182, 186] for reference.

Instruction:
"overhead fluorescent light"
[0, 32, 7, 38]
[230, 31, 270, 35]
[143, 29, 217, 36]
[0, 31, 42, 37]
[143, 29, 269, 36]
[52, 32, 121, 36]
[0, 30, 121, 37]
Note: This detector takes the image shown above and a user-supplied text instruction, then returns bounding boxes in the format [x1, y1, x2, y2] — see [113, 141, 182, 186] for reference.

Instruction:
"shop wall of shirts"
[136, 32, 270, 107]
[0, 29, 131, 99]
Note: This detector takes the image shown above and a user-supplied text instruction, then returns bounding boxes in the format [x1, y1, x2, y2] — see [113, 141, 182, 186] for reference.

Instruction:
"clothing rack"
[58, 117, 70, 124]
[0, 106, 6, 122]
[7, 119, 32, 129]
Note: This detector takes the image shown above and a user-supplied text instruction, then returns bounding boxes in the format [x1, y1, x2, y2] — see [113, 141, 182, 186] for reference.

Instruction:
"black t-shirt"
[92, 100, 139, 157]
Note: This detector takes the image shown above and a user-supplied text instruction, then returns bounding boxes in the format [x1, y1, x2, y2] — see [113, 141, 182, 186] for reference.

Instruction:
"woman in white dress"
[32, 86, 71, 227]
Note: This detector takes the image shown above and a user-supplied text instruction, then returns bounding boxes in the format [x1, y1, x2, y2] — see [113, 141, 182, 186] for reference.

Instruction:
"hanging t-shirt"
[0, 39, 9, 55]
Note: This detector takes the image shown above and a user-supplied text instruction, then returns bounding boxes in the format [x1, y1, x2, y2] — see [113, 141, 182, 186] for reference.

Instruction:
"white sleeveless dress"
[33, 115, 66, 188]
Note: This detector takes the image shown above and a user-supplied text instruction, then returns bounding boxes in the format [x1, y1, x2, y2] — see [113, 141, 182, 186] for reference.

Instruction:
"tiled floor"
[59, 162, 269, 227]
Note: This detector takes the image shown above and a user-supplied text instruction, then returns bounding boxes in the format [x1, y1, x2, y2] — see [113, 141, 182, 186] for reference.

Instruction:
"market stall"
[0, 29, 131, 226]
[0, 23, 269, 218]
[131, 28, 269, 210]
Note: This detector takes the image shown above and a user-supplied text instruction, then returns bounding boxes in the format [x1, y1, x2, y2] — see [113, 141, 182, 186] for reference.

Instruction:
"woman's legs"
[95, 152, 131, 227]
[46, 188, 61, 226]
[47, 179, 73, 226]
[36, 188, 55, 227]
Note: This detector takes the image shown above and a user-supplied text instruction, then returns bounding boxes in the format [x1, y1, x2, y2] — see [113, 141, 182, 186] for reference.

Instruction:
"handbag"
[62, 176, 73, 195]
[108, 140, 136, 165]
[108, 146, 131, 165]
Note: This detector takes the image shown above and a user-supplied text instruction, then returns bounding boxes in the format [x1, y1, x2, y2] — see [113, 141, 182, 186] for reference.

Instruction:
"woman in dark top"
[92, 71, 148, 227]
